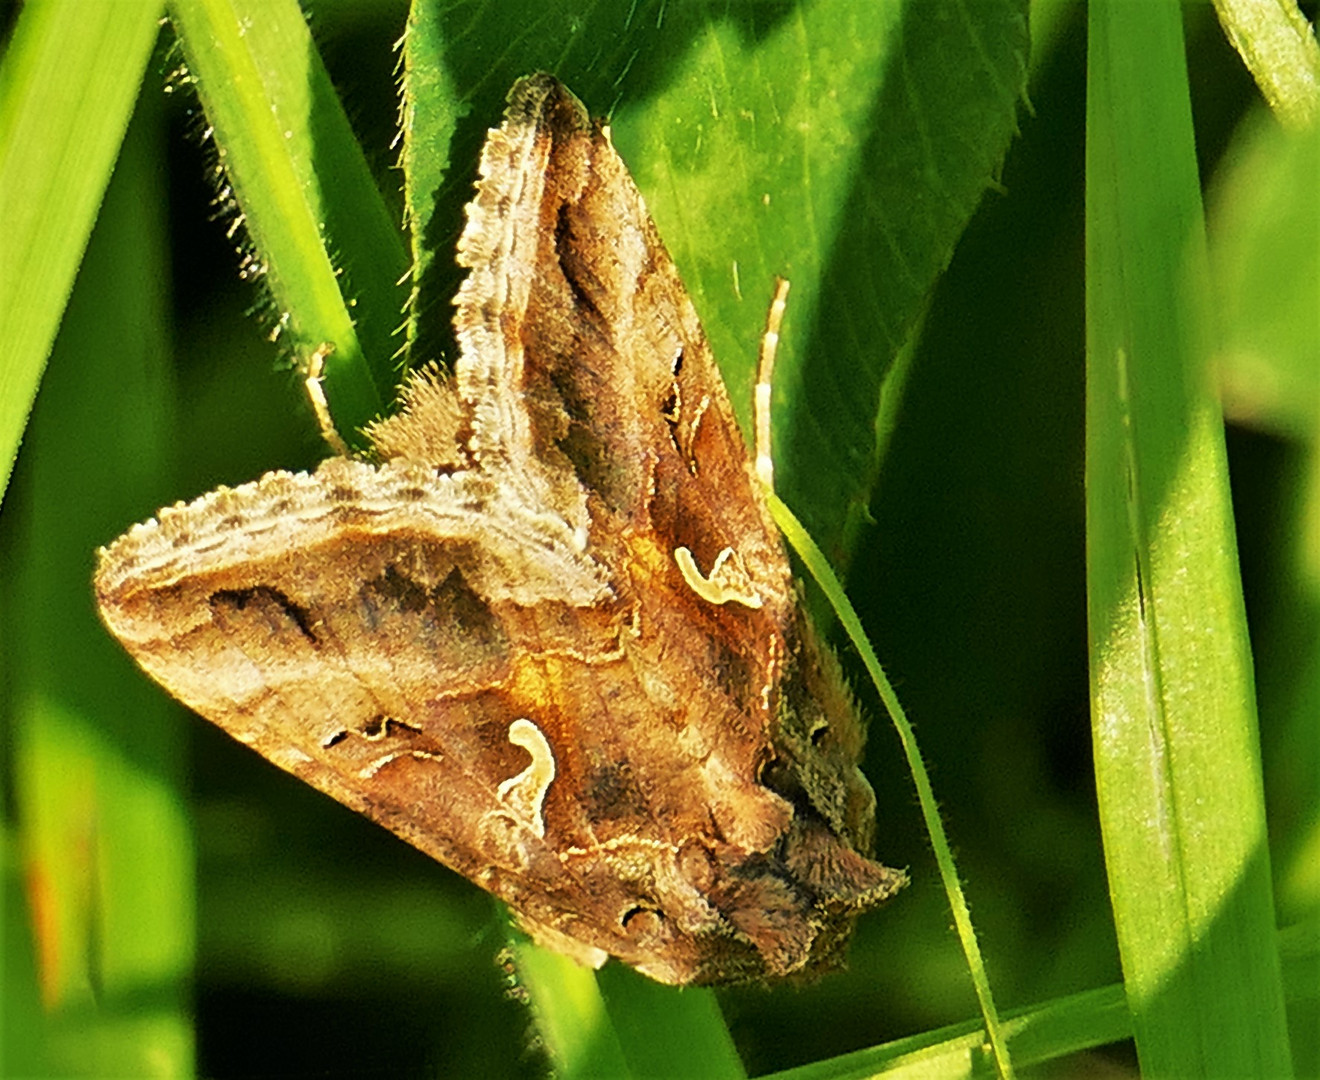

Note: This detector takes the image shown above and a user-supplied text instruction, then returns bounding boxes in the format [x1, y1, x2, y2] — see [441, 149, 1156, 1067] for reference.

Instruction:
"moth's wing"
[465, 74, 872, 785]
[449, 76, 783, 588]
[95, 73, 905, 986]
[451, 76, 905, 979]
[95, 457, 612, 964]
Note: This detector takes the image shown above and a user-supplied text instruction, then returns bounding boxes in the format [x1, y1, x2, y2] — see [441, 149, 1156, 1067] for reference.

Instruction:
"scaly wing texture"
[95, 75, 905, 986]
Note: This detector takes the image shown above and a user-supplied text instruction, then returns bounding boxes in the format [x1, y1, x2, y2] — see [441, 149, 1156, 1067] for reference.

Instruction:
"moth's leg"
[304, 343, 351, 457]
[754, 278, 790, 491]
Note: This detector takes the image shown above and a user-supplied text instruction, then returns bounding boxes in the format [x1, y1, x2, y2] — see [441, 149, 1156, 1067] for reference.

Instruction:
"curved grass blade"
[762, 923, 1317, 1078]
[767, 493, 1012, 1079]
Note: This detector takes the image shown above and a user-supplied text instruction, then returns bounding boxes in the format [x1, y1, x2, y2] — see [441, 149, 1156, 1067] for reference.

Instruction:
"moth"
[95, 74, 906, 985]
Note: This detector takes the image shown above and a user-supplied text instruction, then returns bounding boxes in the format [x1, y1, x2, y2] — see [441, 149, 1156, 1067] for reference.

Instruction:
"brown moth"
[94, 74, 906, 985]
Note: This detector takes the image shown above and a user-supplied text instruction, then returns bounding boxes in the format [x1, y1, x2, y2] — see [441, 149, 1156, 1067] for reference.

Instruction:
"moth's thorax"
[94, 73, 905, 986]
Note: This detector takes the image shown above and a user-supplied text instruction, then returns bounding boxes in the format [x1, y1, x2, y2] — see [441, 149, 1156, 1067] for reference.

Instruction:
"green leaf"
[619, 3, 1029, 567]
[1085, 2, 1292, 1075]
[396, 0, 1028, 566]
[0, 0, 164, 500]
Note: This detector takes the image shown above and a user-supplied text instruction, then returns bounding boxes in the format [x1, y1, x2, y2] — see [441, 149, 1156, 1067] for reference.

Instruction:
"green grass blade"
[5, 90, 193, 1078]
[398, 0, 460, 369]
[762, 922, 1319, 1079]
[500, 936, 748, 1080]
[596, 964, 746, 1080]
[1085, 2, 1292, 1075]
[1211, 0, 1320, 131]
[504, 930, 633, 1079]
[760, 985, 1129, 1079]
[0, 0, 163, 501]
[768, 494, 1012, 1079]
[167, 0, 410, 441]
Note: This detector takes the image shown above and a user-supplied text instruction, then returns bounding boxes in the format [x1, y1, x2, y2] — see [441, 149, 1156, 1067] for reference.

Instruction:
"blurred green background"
[3, 0, 1315, 1076]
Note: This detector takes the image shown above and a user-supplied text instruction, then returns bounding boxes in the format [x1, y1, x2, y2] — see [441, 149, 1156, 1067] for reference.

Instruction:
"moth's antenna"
[305, 343, 351, 457]
[755, 278, 790, 492]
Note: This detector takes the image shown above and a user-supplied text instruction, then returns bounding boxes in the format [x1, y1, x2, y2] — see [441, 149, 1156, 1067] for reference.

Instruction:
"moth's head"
[762, 607, 880, 857]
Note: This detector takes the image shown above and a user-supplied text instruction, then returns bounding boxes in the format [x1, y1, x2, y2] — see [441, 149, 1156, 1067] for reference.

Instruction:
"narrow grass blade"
[762, 923, 1318, 1078]
[768, 493, 1012, 1078]
[504, 930, 633, 1079]
[761, 984, 1128, 1080]
[168, 0, 410, 441]
[1086, 2, 1292, 1075]
[596, 964, 746, 1080]
[0, 0, 163, 500]
[1211, 0, 1320, 131]
[397, 0, 460, 369]
[6, 94, 193, 1077]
